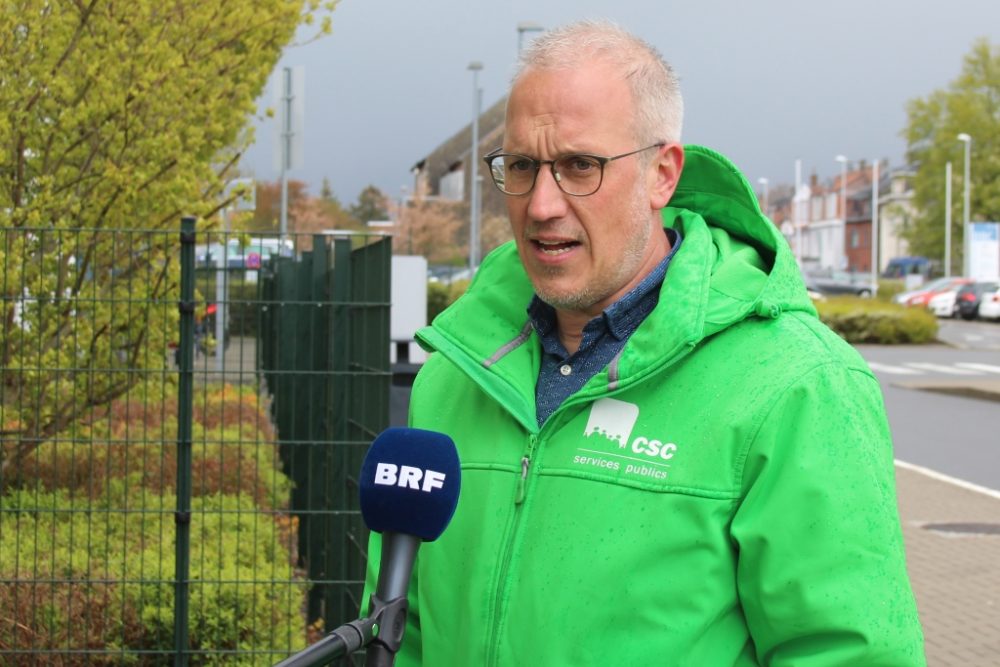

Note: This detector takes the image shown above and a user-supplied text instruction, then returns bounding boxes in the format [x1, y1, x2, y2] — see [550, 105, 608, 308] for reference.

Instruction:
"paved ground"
[896, 463, 1000, 666]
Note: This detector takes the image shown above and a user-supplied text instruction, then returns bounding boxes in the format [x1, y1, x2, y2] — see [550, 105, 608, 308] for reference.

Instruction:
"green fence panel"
[1, 225, 392, 665]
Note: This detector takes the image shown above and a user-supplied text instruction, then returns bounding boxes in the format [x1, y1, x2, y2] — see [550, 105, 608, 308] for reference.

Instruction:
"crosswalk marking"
[867, 362, 922, 375]
[864, 360, 1000, 376]
[904, 362, 984, 375]
[955, 362, 1000, 374]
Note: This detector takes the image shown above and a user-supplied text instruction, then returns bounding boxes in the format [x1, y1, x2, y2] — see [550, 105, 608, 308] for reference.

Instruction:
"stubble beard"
[533, 182, 653, 313]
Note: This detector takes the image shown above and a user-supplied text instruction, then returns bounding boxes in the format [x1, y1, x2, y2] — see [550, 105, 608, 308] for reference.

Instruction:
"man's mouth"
[532, 239, 580, 256]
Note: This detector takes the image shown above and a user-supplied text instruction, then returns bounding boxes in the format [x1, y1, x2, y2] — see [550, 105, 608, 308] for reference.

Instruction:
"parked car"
[956, 281, 1000, 320]
[804, 270, 877, 297]
[978, 288, 1000, 321]
[881, 256, 934, 281]
[927, 289, 960, 318]
[893, 277, 972, 308]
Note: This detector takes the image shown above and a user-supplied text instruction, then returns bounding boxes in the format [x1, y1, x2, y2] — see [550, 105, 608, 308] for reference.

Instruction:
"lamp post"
[517, 22, 544, 53]
[468, 61, 483, 272]
[757, 177, 769, 215]
[870, 160, 879, 295]
[957, 133, 971, 276]
[945, 161, 952, 277]
[835, 155, 848, 271]
[794, 158, 802, 265]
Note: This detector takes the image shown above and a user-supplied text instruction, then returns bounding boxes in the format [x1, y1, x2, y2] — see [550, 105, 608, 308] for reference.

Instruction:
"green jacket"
[365, 146, 925, 666]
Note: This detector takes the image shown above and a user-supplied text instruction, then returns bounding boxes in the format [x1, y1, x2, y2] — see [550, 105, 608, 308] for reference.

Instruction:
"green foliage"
[0, 487, 305, 665]
[1, 383, 305, 663]
[18, 385, 291, 509]
[427, 279, 470, 323]
[876, 279, 907, 303]
[817, 297, 939, 344]
[903, 38, 1000, 270]
[0, 0, 335, 476]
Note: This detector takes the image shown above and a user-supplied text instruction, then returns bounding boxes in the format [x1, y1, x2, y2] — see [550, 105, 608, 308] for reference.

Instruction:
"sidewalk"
[894, 378, 1000, 404]
[896, 462, 1000, 665]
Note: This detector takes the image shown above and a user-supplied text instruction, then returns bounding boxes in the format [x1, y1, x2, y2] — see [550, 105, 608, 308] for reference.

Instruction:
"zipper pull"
[515, 456, 530, 505]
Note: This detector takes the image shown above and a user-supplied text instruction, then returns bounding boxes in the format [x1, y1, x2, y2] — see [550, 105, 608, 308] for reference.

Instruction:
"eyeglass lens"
[490, 155, 604, 196]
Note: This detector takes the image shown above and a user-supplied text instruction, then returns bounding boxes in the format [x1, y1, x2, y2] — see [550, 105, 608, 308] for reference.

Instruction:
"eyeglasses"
[483, 143, 664, 197]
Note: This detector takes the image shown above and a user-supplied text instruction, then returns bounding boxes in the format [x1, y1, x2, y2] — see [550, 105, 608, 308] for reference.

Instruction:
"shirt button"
[560, 364, 572, 376]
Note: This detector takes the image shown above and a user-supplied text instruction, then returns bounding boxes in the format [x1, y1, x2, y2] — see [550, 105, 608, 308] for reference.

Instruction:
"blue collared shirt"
[529, 228, 682, 426]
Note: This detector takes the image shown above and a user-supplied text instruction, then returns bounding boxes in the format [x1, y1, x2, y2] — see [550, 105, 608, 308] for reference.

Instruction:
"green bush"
[817, 297, 938, 344]
[0, 485, 306, 665]
[18, 385, 290, 509]
[876, 279, 906, 303]
[427, 279, 470, 323]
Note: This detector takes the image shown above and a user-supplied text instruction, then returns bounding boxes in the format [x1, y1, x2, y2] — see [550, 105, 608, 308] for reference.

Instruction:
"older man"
[365, 20, 924, 666]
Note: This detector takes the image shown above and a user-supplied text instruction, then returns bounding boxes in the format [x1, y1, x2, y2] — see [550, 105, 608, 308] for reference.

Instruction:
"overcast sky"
[240, 0, 999, 205]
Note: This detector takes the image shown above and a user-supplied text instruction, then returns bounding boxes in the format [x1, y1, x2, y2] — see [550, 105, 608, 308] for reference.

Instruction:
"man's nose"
[526, 165, 568, 221]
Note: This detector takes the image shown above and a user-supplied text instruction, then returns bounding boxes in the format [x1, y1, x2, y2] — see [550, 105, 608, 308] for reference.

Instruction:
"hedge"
[816, 297, 938, 344]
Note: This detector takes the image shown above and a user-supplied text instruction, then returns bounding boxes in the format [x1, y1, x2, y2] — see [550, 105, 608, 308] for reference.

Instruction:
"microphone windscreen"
[359, 427, 461, 541]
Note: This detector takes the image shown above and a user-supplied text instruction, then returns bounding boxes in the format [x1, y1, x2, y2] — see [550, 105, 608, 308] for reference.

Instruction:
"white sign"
[968, 222, 1000, 280]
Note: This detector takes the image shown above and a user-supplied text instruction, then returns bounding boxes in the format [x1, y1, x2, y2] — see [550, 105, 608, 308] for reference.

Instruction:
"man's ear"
[649, 143, 685, 209]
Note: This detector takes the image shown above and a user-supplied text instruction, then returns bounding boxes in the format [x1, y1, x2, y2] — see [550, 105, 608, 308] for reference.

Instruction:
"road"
[858, 318, 1000, 492]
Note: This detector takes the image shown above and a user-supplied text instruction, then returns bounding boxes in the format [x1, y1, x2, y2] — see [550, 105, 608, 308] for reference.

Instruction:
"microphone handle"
[365, 532, 420, 667]
[274, 616, 375, 667]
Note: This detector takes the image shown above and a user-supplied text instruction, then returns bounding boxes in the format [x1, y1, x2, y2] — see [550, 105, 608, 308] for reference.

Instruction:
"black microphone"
[274, 428, 460, 667]
[360, 428, 461, 667]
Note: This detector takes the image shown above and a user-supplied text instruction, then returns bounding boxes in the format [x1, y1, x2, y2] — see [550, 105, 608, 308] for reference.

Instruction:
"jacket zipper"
[486, 434, 537, 666]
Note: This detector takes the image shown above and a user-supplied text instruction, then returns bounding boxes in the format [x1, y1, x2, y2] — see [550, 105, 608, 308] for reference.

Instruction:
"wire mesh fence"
[1, 222, 391, 664]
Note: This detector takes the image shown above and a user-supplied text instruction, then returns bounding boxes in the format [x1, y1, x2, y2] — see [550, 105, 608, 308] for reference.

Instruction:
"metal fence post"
[174, 216, 196, 666]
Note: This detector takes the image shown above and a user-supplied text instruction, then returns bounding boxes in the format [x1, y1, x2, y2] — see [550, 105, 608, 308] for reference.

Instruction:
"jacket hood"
[417, 145, 816, 418]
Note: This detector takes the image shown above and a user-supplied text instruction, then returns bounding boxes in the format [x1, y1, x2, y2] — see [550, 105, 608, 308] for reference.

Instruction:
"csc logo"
[374, 462, 447, 493]
[629, 437, 677, 461]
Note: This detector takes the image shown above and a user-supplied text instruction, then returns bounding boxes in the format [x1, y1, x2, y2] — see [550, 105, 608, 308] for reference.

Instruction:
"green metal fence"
[0, 222, 391, 664]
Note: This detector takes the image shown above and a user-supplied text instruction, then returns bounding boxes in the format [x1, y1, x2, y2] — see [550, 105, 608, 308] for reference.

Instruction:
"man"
[366, 20, 925, 666]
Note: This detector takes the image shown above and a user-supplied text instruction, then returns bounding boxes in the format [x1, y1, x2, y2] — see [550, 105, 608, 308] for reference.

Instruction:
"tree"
[349, 185, 390, 225]
[902, 38, 1000, 271]
[395, 200, 466, 264]
[249, 179, 312, 232]
[0, 0, 334, 481]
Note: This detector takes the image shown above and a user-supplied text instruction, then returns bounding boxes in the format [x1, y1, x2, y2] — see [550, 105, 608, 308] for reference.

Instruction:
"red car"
[893, 277, 972, 307]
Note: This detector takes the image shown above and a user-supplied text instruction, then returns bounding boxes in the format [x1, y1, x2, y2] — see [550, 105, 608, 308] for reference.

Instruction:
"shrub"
[817, 297, 938, 344]
[427, 279, 470, 323]
[876, 279, 906, 303]
[15, 385, 290, 509]
[0, 486, 306, 665]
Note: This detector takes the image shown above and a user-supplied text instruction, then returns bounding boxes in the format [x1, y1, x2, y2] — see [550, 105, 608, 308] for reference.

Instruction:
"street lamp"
[944, 161, 952, 277]
[517, 22, 544, 53]
[757, 177, 769, 215]
[957, 132, 972, 276]
[468, 61, 484, 272]
[835, 155, 849, 270]
[870, 160, 879, 295]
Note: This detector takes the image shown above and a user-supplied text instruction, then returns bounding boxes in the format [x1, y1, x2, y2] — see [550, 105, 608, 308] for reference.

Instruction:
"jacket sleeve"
[361, 531, 423, 665]
[730, 362, 926, 666]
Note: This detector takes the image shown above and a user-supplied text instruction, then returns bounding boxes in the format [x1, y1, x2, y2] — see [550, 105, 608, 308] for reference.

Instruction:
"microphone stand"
[274, 533, 418, 667]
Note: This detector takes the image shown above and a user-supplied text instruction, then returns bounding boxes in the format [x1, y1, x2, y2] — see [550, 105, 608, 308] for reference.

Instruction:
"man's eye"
[561, 156, 600, 174]
[508, 158, 535, 173]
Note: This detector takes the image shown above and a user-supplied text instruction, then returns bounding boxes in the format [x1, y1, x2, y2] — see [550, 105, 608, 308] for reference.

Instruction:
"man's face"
[503, 60, 674, 317]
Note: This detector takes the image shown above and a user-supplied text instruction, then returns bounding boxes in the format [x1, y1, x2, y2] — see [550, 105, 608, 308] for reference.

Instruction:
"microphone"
[274, 428, 460, 667]
[360, 428, 461, 667]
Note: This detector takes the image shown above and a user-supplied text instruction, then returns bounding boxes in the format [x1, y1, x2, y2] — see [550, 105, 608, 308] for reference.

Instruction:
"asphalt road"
[858, 318, 1000, 492]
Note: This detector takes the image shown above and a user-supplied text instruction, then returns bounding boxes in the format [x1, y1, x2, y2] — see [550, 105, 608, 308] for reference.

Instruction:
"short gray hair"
[513, 19, 683, 144]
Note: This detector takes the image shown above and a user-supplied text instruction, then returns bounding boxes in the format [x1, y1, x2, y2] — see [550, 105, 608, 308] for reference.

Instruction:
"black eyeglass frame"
[482, 143, 665, 197]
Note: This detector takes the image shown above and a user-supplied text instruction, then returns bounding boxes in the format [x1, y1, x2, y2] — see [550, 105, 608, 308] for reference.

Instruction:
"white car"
[927, 289, 959, 318]
[979, 289, 1000, 320]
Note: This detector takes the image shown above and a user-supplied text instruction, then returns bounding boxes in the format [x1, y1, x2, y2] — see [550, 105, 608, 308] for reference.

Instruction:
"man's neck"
[555, 231, 671, 356]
